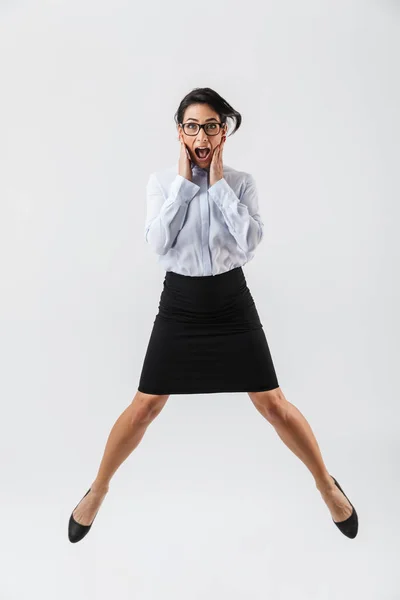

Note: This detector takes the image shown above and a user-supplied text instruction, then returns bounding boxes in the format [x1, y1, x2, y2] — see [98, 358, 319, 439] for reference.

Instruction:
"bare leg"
[248, 388, 353, 523]
[72, 391, 169, 525]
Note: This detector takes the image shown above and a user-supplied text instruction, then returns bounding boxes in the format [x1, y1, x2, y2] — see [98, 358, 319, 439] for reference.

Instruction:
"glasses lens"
[205, 123, 220, 135]
[183, 123, 199, 135]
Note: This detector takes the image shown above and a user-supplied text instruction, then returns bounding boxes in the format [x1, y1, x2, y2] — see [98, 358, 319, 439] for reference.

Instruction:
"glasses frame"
[180, 121, 225, 136]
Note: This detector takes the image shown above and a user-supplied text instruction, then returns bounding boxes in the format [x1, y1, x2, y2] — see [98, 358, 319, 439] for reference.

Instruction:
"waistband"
[165, 266, 244, 283]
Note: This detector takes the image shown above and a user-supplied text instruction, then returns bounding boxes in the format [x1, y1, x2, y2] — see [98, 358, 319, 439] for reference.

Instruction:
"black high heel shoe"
[330, 476, 358, 539]
[68, 488, 97, 543]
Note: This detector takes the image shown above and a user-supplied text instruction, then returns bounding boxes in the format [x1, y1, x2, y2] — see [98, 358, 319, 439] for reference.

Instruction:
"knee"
[131, 391, 169, 423]
[249, 387, 287, 423]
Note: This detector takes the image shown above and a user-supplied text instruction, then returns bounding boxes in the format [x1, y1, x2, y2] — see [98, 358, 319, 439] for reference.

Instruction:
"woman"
[68, 87, 358, 543]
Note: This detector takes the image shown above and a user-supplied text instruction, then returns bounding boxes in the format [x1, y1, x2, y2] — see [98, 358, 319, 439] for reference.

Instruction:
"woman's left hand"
[209, 135, 226, 186]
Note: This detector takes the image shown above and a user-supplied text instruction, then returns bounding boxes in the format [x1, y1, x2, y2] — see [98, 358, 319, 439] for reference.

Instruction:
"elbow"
[144, 228, 171, 255]
[251, 221, 264, 250]
[257, 223, 264, 245]
[248, 230, 263, 254]
[156, 245, 170, 256]
[146, 238, 170, 256]
[240, 222, 264, 255]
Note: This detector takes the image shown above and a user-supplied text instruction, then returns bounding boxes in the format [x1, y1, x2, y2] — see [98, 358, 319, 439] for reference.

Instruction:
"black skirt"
[137, 266, 279, 395]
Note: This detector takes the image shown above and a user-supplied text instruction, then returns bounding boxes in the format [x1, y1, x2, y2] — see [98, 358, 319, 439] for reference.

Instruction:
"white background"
[1, 1, 399, 598]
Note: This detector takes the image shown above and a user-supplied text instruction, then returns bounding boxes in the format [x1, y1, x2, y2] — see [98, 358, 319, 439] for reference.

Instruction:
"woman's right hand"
[178, 134, 192, 182]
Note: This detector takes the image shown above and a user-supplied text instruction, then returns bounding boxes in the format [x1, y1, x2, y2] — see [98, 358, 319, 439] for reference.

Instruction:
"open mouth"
[195, 147, 211, 160]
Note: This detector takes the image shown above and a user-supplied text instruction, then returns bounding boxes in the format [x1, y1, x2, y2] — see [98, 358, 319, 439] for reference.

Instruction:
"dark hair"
[174, 87, 242, 137]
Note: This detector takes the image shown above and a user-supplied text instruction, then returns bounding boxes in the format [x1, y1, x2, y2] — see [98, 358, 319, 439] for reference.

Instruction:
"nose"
[196, 132, 210, 144]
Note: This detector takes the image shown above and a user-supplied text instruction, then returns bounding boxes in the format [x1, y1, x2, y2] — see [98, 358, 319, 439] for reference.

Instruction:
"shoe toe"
[333, 510, 358, 538]
[68, 514, 92, 543]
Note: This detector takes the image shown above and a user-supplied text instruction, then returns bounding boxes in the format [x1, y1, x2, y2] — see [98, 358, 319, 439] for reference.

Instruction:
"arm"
[144, 173, 200, 255]
[208, 174, 264, 255]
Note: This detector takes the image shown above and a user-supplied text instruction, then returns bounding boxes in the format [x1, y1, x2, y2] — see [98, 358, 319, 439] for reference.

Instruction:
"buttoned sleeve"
[208, 174, 264, 255]
[144, 173, 200, 255]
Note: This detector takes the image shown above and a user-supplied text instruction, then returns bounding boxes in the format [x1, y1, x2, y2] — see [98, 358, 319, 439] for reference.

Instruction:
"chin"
[195, 158, 211, 168]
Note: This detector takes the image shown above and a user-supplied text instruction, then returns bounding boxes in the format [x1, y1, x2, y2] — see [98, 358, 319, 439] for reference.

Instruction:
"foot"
[317, 476, 353, 523]
[72, 484, 109, 526]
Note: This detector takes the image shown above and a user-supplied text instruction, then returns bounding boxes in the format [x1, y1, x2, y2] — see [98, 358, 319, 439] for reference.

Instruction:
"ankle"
[90, 480, 110, 494]
[315, 473, 334, 492]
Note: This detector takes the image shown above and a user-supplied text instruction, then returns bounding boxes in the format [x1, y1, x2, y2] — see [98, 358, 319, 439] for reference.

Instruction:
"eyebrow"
[185, 117, 218, 122]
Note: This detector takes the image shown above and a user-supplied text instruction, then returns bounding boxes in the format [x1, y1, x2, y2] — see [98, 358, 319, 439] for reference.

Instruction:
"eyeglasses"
[180, 122, 223, 136]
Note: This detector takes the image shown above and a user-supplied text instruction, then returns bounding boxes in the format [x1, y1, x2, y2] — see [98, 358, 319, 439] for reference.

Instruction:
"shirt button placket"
[200, 172, 212, 276]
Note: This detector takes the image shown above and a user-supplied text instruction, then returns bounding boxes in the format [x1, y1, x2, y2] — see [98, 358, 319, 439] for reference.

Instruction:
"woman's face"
[177, 103, 227, 168]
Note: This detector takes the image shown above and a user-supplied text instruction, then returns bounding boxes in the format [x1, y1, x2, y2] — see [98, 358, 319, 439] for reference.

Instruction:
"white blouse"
[144, 160, 264, 276]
